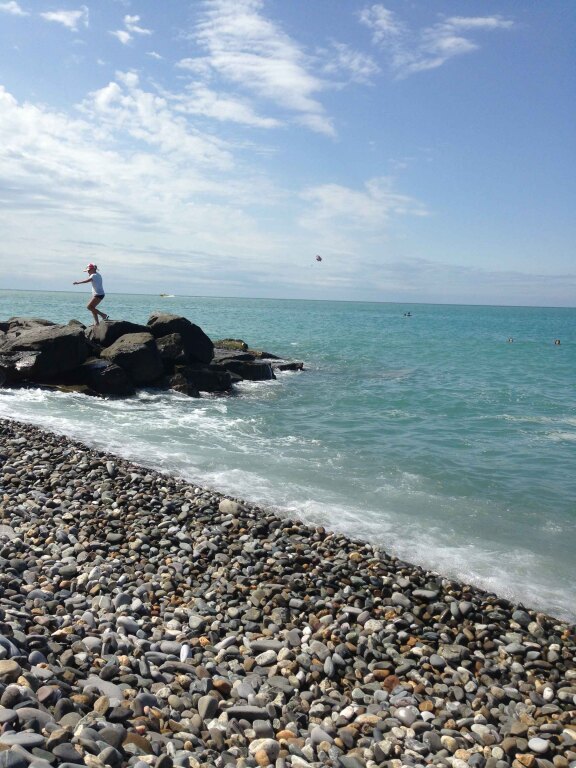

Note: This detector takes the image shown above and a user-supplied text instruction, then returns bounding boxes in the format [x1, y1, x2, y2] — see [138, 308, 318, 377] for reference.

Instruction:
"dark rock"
[85, 320, 150, 348]
[77, 358, 135, 396]
[213, 338, 248, 351]
[0, 324, 89, 380]
[100, 333, 164, 385]
[0, 351, 43, 382]
[0, 317, 56, 333]
[174, 364, 232, 393]
[98, 745, 124, 768]
[98, 725, 127, 750]
[274, 361, 304, 371]
[155, 333, 187, 364]
[212, 348, 256, 363]
[0, 751, 29, 768]
[213, 358, 275, 381]
[248, 348, 280, 359]
[198, 694, 219, 720]
[166, 371, 200, 398]
[51, 742, 84, 764]
[147, 313, 214, 364]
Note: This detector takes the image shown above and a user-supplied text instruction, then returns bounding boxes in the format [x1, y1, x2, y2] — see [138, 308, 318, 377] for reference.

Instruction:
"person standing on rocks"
[73, 264, 109, 325]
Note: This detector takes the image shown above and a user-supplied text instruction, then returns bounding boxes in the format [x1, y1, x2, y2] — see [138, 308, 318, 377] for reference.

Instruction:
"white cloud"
[181, 0, 335, 136]
[170, 82, 281, 129]
[147, 51, 163, 60]
[297, 178, 427, 254]
[0, 76, 432, 298]
[360, 5, 514, 77]
[0, 82, 280, 286]
[300, 178, 427, 229]
[82, 72, 233, 168]
[359, 5, 404, 43]
[322, 42, 380, 84]
[111, 13, 152, 45]
[125, 14, 152, 36]
[446, 16, 514, 31]
[0, 1, 28, 16]
[110, 30, 131, 46]
[40, 5, 89, 31]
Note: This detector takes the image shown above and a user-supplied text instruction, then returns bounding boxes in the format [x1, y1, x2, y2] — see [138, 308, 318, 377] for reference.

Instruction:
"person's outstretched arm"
[73, 277, 92, 285]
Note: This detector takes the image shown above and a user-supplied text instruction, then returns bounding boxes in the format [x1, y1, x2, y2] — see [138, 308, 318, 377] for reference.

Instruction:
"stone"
[147, 313, 214, 364]
[528, 738, 550, 754]
[0, 733, 46, 748]
[198, 695, 219, 720]
[85, 320, 150, 348]
[213, 358, 275, 381]
[0, 660, 22, 682]
[77, 358, 135, 396]
[0, 324, 89, 379]
[173, 363, 232, 393]
[100, 332, 164, 385]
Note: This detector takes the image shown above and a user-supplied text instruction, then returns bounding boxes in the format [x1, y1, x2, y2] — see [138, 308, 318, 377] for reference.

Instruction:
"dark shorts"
[93, 294, 105, 299]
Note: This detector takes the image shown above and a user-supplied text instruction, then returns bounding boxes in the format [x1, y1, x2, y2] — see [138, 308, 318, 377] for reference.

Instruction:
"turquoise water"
[1, 290, 575, 621]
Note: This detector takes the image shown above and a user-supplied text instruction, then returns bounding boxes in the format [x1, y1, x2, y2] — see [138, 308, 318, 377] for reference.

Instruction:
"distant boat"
[159, 293, 175, 298]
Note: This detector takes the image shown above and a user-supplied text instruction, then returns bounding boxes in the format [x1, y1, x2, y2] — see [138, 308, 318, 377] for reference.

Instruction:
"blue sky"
[0, 0, 574, 305]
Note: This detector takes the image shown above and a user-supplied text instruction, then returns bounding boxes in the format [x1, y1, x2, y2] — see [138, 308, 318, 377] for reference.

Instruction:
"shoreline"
[0, 417, 574, 768]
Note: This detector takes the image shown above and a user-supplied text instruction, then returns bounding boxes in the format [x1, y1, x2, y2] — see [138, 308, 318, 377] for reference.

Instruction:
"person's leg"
[87, 296, 102, 324]
[93, 296, 109, 320]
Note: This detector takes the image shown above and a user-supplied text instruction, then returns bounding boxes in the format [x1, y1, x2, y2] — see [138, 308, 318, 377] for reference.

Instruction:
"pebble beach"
[0, 418, 574, 768]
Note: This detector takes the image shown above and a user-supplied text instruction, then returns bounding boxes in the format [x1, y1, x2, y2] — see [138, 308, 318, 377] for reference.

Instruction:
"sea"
[1, 290, 574, 622]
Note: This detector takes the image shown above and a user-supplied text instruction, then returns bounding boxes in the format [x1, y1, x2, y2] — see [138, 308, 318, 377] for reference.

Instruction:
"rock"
[198, 694, 219, 720]
[147, 313, 214, 364]
[85, 320, 150, 348]
[100, 332, 164, 385]
[512, 609, 532, 627]
[0, 732, 46, 748]
[0, 324, 89, 379]
[212, 357, 275, 381]
[225, 706, 271, 722]
[0, 660, 22, 682]
[214, 339, 249, 351]
[155, 333, 187, 364]
[219, 499, 240, 514]
[0, 315, 298, 398]
[528, 738, 550, 754]
[173, 364, 232, 393]
[77, 358, 135, 396]
[248, 738, 280, 761]
[0, 750, 30, 767]
[273, 360, 304, 371]
[166, 370, 200, 397]
[0, 317, 56, 333]
[212, 349, 256, 364]
[395, 706, 419, 726]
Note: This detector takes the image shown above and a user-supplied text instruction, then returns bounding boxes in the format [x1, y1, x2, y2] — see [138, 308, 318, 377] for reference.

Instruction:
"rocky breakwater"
[0, 314, 304, 397]
[0, 418, 575, 768]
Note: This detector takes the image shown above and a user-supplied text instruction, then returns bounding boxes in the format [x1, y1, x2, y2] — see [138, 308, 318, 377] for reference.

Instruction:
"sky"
[0, 0, 574, 306]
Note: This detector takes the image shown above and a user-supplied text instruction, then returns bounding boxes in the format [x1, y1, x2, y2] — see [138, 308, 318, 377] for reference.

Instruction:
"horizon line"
[0, 287, 574, 311]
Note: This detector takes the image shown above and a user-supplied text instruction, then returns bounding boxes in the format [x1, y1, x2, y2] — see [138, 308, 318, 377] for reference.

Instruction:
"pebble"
[0, 418, 573, 768]
[528, 738, 550, 754]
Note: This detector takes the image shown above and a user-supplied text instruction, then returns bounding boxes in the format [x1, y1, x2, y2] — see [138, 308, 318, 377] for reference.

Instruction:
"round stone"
[0, 732, 46, 748]
[528, 738, 549, 754]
